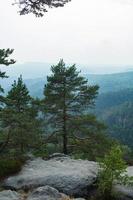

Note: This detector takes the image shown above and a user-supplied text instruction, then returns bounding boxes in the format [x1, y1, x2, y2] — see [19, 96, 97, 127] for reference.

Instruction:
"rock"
[2, 157, 98, 197]
[114, 166, 133, 200]
[114, 185, 133, 200]
[27, 186, 87, 200]
[49, 153, 69, 159]
[0, 190, 20, 200]
[74, 199, 86, 200]
[27, 186, 68, 200]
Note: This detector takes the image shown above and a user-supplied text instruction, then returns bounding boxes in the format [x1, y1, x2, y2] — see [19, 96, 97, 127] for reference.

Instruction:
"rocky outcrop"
[2, 155, 133, 199]
[74, 199, 86, 200]
[27, 186, 69, 200]
[2, 156, 98, 197]
[0, 190, 20, 200]
[0, 187, 86, 200]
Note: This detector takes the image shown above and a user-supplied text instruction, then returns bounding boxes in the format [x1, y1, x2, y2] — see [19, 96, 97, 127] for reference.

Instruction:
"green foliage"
[0, 49, 15, 66]
[97, 145, 133, 200]
[33, 144, 48, 158]
[6, 75, 31, 109]
[72, 133, 116, 161]
[0, 158, 25, 179]
[0, 48, 15, 103]
[43, 59, 100, 154]
[0, 75, 42, 155]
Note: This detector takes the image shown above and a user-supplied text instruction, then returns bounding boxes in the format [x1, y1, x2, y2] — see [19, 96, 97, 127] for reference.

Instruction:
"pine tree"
[1, 75, 42, 155]
[43, 59, 99, 154]
[7, 75, 31, 112]
[0, 49, 15, 104]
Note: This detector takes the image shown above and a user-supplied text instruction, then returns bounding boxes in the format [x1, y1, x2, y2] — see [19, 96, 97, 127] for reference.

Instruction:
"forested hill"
[1, 71, 133, 98]
[96, 88, 133, 111]
[85, 71, 133, 93]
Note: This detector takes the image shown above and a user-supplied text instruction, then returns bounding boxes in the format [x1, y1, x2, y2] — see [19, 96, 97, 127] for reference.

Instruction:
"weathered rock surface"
[0, 190, 20, 200]
[74, 199, 86, 200]
[27, 186, 68, 200]
[2, 156, 98, 196]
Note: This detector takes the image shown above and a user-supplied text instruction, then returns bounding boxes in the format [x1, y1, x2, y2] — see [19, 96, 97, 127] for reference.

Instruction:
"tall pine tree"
[43, 59, 100, 154]
[1, 75, 42, 155]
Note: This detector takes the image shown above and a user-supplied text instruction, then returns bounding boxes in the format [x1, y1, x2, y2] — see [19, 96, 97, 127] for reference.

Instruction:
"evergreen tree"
[43, 59, 99, 154]
[7, 75, 31, 112]
[0, 75, 42, 155]
[0, 49, 15, 104]
[0, 49, 15, 66]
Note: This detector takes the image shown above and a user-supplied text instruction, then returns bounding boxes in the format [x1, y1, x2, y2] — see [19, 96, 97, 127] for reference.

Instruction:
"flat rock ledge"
[1, 156, 133, 199]
[2, 156, 98, 197]
[0, 190, 20, 200]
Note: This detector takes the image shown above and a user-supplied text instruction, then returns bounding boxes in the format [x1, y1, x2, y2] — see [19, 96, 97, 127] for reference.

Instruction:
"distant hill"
[100, 102, 133, 149]
[95, 88, 133, 111]
[1, 71, 133, 97]
[1, 61, 133, 79]
[1, 62, 51, 79]
[84, 71, 133, 93]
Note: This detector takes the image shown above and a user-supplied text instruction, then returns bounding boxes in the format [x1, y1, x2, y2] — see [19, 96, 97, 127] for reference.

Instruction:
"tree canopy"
[14, 0, 71, 17]
[0, 75, 42, 154]
[43, 59, 100, 154]
[0, 49, 15, 104]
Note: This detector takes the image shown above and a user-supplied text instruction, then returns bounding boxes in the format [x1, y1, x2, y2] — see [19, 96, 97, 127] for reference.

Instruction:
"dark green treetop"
[1, 75, 41, 154]
[0, 49, 15, 102]
[6, 75, 31, 112]
[0, 49, 15, 66]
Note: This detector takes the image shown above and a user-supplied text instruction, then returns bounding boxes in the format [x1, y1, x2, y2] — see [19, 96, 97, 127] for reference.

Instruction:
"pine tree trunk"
[63, 79, 68, 154]
[63, 114, 67, 154]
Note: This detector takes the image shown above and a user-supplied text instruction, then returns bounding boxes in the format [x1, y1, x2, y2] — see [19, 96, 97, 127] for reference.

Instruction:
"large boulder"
[0, 190, 20, 200]
[2, 156, 98, 197]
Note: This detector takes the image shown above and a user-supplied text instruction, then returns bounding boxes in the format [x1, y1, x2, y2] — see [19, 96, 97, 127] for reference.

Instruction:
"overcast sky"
[1, 0, 133, 67]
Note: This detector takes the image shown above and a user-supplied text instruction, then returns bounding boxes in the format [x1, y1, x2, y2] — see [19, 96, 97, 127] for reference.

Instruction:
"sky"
[1, 0, 133, 70]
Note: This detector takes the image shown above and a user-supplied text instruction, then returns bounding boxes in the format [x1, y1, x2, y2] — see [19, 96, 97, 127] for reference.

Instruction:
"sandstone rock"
[27, 186, 87, 200]
[74, 198, 86, 200]
[0, 190, 20, 200]
[2, 157, 98, 196]
[48, 153, 69, 159]
[27, 186, 68, 200]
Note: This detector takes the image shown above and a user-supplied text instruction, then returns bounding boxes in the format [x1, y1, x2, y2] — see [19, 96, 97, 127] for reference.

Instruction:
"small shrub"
[0, 158, 25, 179]
[97, 145, 133, 200]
